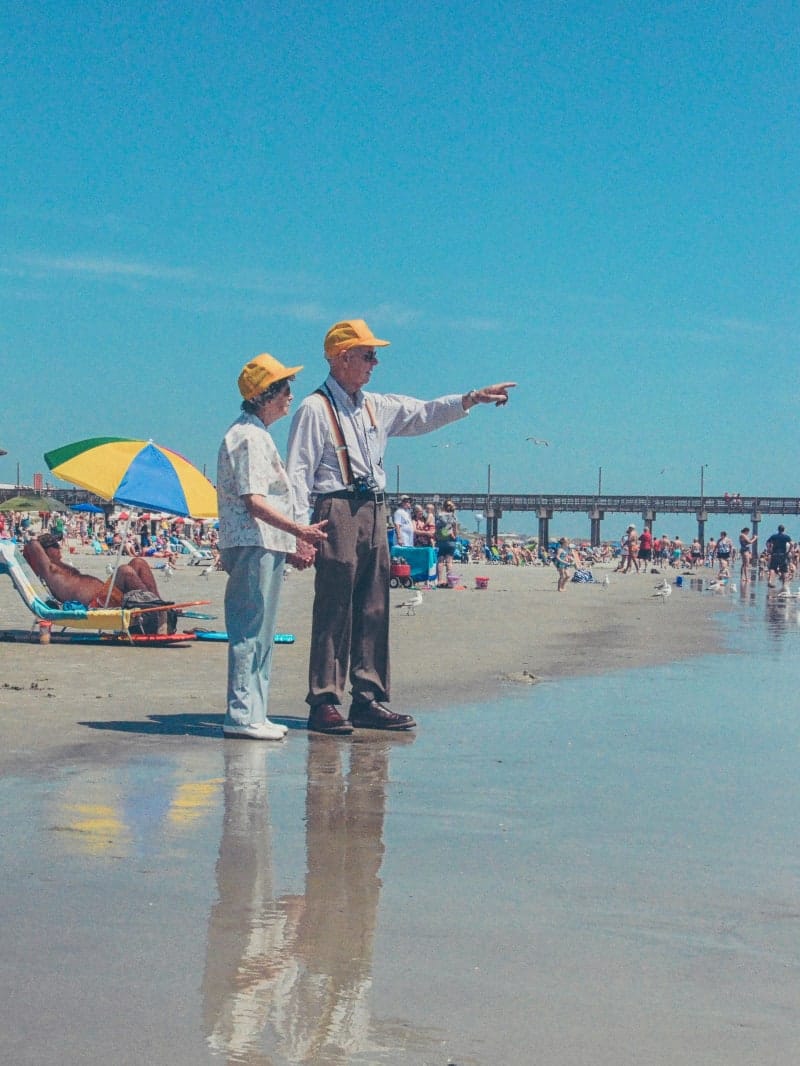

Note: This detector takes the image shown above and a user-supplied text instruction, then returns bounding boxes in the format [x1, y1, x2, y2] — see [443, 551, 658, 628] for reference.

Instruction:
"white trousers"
[221, 546, 285, 727]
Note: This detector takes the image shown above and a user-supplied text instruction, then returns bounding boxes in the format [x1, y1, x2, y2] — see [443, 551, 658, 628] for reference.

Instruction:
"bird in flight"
[526, 437, 549, 446]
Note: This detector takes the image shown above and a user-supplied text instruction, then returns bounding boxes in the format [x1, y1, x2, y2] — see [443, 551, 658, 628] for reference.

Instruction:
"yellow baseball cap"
[238, 353, 303, 400]
[324, 319, 390, 358]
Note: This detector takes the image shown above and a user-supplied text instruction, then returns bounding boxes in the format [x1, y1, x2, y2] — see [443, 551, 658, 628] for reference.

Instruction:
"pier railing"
[397, 493, 800, 517]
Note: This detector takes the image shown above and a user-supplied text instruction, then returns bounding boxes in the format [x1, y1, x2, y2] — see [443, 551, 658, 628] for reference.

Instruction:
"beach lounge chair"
[0, 539, 205, 644]
[178, 537, 215, 565]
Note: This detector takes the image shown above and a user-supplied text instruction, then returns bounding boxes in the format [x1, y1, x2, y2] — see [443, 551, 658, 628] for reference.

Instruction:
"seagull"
[526, 437, 550, 446]
[653, 581, 672, 602]
[653, 577, 670, 591]
[395, 590, 423, 615]
[706, 579, 725, 591]
[599, 574, 610, 588]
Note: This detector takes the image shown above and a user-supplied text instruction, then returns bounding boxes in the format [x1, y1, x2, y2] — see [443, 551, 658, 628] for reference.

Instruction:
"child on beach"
[555, 537, 574, 591]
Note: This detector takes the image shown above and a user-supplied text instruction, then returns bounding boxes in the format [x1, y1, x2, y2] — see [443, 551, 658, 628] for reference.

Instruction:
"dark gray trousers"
[306, 496, 390, 707]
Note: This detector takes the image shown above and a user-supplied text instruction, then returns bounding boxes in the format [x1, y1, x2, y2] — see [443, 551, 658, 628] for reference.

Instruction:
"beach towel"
[571, 569, 594, 583]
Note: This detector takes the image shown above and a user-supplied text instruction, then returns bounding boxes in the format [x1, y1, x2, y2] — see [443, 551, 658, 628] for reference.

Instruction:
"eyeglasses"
[358, 350, 378, 363]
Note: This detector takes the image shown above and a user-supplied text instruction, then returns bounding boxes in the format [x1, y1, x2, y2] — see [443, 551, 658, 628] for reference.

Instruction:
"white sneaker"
[223, 720, 287, 741]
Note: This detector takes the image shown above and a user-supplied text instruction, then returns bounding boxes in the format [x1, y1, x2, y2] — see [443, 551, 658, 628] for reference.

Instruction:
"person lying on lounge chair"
[23, 532, 164, 608]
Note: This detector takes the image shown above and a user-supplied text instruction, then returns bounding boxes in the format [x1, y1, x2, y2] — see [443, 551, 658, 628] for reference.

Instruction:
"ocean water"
[1, 579, 799, 1064]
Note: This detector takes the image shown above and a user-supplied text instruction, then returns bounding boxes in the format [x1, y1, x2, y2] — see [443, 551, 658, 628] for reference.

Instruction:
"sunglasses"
[351, 350, 378, 364]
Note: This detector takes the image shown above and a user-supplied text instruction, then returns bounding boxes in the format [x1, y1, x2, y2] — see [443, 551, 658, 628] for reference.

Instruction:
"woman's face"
[258, 381, 293, 425]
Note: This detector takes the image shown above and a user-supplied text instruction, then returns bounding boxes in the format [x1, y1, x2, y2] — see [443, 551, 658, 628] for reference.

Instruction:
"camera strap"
[314, 387, 378, 487]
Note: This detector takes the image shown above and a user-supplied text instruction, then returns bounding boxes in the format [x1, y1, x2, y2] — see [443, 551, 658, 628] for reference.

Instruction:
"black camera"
[352, 474, 379, 497]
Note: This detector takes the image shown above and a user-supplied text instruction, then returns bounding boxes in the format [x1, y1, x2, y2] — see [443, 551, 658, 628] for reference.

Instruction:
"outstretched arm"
[462, 382, 517, 409]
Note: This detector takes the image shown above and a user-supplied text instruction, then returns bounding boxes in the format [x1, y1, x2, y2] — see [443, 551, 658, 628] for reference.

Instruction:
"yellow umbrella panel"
[44, 437, 217, 519]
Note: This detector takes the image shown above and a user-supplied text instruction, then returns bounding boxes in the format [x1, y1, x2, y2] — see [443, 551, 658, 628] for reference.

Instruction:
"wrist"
[464, 389, 479, 410]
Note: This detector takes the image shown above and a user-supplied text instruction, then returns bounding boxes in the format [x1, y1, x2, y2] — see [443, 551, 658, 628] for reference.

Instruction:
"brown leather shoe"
[349, 699, 417, 731]
[307, 703, 354, 735]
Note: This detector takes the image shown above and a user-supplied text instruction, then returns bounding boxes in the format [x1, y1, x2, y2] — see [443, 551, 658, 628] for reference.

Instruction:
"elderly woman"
[216, 353, 328, 741]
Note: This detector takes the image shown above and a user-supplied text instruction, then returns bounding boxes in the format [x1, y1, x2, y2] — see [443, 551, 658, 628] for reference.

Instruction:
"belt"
[317, 489, 386, 504]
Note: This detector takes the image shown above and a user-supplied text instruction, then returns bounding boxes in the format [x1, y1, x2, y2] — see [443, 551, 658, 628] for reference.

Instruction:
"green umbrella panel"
[0, 494, 66, 513]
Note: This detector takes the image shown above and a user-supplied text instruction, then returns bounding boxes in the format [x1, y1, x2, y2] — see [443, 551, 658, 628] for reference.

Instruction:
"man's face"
[337, 345, 378, 392]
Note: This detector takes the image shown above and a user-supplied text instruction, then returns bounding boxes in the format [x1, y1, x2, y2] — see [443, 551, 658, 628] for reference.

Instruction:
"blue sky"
[2, 1, 798, 539]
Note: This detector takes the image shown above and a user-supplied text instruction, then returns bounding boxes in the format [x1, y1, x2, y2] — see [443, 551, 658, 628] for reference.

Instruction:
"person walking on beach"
[715, 531, 733, 577]
[765, 524, 792, 590]
[286, 317, 515, 736]
[615, 525, 633, 573]
[435, 499, 460, 587]
[638, 526, 653, 569]
[216, 353, 328, 741]
[623, 526, 640, 574]
[555, 537, 574, 591]
[739, 527, 757, 582]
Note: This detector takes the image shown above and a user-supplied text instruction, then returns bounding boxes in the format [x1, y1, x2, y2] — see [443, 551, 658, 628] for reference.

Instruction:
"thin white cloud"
[364, 303, 423, 327]
[716, 317, 772, 336]
[444, 315, 504, 332]
[15, 253, 197, 284]
[275, 302, 330, 322]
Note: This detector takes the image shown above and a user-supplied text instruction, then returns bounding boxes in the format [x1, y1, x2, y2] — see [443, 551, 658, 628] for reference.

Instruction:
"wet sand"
[0, 555, 728, 772]
[5, 553, 775, 1066]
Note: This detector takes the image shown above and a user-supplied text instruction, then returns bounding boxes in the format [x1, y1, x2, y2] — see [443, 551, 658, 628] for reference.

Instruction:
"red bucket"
[475, 576, 489, 589]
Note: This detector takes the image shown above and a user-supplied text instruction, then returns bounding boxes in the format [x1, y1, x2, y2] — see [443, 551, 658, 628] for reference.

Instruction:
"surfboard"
[191, 630, 295, 644]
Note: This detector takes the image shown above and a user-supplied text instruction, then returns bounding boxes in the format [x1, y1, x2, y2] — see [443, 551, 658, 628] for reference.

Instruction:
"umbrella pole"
[104, 512, 132, 607]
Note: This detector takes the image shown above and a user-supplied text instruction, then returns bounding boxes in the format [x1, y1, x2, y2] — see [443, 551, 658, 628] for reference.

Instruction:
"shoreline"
[0, 553, 732, 774]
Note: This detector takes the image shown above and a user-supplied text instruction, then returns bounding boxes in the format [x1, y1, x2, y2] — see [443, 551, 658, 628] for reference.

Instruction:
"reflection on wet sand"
[203, 737, 421, 1064]
[49, 761, 222, 858]
[765, 587, 800, 637]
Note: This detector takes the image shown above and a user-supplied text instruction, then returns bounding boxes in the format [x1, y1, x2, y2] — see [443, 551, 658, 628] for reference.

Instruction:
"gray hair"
[241, 376, 294, 414]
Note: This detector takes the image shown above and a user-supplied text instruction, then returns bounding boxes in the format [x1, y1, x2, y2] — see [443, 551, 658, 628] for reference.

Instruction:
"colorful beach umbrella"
[44, 437, 218, 518]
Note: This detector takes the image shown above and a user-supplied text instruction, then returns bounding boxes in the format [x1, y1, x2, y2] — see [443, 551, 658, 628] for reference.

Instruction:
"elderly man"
[23, 532, 163, 607]
[286, 317, 515, 735]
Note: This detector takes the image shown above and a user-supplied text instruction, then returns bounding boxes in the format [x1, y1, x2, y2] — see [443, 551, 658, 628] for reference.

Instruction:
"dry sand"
[0, 552, 729, 775]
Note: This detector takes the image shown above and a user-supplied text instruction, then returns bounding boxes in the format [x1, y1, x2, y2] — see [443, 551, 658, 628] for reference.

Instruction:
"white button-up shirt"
[286, 375, 468, 516]
[217, 412, 296, 552]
